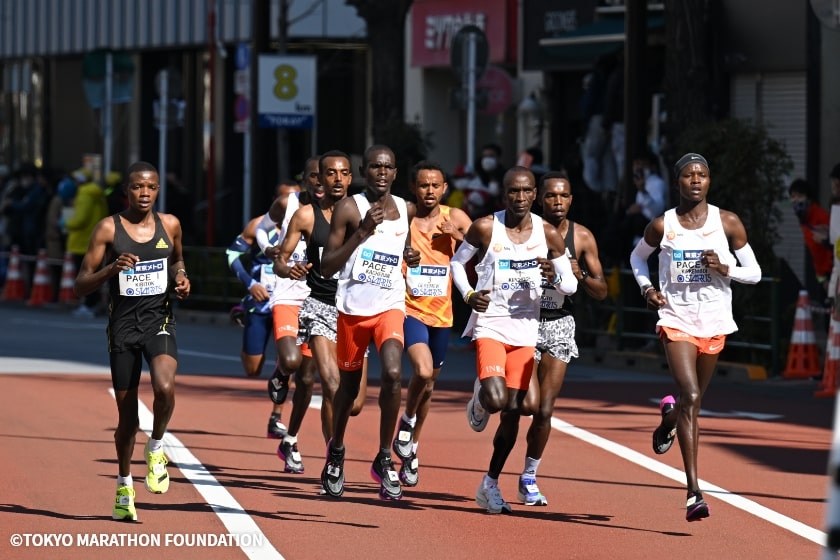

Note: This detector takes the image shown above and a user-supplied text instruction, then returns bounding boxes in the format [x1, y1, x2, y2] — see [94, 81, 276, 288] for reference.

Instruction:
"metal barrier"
[0, 247, 787, 375]
[180, 245, 245, 311]
[573, 268, 783, 376]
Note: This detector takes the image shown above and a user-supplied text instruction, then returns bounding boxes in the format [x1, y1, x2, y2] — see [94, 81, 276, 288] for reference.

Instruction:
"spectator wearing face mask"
[464, 143, 506, 218]
[789, 178, 832, 298]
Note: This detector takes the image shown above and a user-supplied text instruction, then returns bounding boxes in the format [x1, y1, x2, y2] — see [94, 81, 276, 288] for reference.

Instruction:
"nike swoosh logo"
[708, 344, 722, 352]
[394, 231, 407, 236]
[526, 244, 541, 251]
[702, 230, 718, 237]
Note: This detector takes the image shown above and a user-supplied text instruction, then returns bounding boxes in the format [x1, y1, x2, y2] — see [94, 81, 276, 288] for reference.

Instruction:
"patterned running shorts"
[297, 296, 338, 344]
[535, 315, 579, 363]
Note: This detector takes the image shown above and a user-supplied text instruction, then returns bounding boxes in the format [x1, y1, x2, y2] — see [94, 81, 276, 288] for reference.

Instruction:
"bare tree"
[345, 0, 413, 140]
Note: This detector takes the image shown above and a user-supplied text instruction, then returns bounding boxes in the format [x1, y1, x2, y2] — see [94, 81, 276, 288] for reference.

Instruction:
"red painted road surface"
[0, 369, 834, 560]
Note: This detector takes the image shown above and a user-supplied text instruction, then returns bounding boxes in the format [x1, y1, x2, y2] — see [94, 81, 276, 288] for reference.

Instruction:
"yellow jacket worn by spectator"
[65, 175, 108, 256]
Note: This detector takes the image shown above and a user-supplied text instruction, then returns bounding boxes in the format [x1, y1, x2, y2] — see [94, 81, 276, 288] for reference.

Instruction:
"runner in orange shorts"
[450, 166, 578, 513]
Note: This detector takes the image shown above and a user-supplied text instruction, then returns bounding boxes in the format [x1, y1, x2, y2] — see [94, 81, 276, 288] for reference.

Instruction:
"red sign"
[477, 66, 513, 115]
[411, 0, 512, 68]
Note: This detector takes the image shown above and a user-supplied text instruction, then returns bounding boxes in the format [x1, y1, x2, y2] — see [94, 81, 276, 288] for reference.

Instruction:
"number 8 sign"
[258, 55, 317, 129]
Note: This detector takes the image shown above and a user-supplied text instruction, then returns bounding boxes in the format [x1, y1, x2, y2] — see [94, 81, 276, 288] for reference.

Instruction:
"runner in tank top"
[450, 166, 578, 514]
[391, 160, 472, 488]
[74, 161, 190, 522]
[630, 153, 762, 521]
[272, 151, 369, 477]
[226, 179, 303, 442]
[517, 171, 608, 507]
[317, 145, 421, 501]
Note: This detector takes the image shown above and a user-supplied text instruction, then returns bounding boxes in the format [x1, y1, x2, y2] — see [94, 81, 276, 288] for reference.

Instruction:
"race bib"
[670, 249, 712, 284]
[406, 264, 449, 297]
[350, 247, 401, 289]
[259, 264, 276, 292]
[495, 258, 541, 312]
[540, 284, 565, 310]
[118, 258, 168, 296]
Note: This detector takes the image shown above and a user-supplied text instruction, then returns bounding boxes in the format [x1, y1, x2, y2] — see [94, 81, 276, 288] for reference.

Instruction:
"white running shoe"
[466, 378, 489, 432]
[476, 481, 512, 514]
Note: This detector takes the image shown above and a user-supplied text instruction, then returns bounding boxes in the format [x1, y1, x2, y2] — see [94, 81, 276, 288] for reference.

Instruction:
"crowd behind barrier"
[0, 245, 790, 376]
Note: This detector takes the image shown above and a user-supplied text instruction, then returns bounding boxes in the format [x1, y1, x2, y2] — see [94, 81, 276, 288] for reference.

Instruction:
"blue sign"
[235, 44, 250, 71]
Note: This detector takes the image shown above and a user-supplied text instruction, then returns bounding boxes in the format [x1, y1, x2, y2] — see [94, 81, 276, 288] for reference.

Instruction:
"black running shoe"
[268, 369, 291, 404]
[277, 440, 305, 474]
[392, 418, 415, 461]
[399, 453, 419, 487]
[686, 490, 710, 521]
[230, 305, 245, 328]
[266, 413, 288, 439]
[652, 395, 676, 454]
[370, 452, 403, 500]
[320, 440, 345, 498]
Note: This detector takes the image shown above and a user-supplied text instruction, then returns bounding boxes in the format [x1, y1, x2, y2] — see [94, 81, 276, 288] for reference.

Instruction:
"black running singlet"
[305, 204, 338, 305]
[540, 220, 577, 321]
[107, 212, 175, 350]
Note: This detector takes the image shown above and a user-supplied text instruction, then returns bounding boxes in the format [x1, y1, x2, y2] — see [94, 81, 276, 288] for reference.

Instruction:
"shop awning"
[539, 15, 664, 66]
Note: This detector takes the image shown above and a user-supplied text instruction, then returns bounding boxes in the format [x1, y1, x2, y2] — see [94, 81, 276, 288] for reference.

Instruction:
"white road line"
[551, 416, 827, 546]
[114, 390, 284, 560]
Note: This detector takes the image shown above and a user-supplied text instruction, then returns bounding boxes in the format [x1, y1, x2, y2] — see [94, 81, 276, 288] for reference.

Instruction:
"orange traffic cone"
[783, 290, 822, 379]
[27, 249, 54, 306]
[58, 252, 78, 304]
[816, 317, 840, 397]
[2, 245, 25, 301]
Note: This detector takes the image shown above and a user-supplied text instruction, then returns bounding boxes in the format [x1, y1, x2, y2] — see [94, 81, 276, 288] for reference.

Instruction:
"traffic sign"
[450, 25, 489, 83]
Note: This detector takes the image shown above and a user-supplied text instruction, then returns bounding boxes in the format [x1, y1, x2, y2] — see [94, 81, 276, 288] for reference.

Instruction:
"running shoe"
[112, 485, 137, 521]
[518, 474, 548, 506]
[320, 440, 345, 498]
[144, 442, 169, 494]
[371, 452, 403, 500]
[392, 418, 415, 460]
[267, 413, 288, 439]
[476, 481, 512, 514]
[652, 395, 677, 455]
[399, 453, 419, 487]
[466, 378, 489, 432]
[277, 440, 305, 474]
[686, 490, 710, 521]
[229, 305, 245, 328]
[268, 369, 291, 404]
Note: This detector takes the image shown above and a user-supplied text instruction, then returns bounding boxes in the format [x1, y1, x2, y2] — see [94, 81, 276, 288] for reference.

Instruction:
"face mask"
[481, 157, 497, 172]
[792, 200, 808, 217]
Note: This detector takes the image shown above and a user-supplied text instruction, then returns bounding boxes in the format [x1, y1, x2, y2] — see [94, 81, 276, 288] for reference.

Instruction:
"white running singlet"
[657, 204, 737, 337]
[465, 211, 547, 347]
[337, 193, 409, 317]
[269, 193, 311, 307]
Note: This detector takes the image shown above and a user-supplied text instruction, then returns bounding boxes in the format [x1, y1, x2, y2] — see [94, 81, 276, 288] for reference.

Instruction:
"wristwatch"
[579, 269, 588, 281]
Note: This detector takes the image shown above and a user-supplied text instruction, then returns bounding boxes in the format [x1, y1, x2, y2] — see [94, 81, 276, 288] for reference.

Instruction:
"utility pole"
[277, 0, 291, 183]
[251, 0, 271, 205]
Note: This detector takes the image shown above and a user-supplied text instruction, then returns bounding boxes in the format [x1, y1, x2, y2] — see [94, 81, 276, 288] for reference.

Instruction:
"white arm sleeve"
[552, 254, 578, 295]
[630, 238, 657, 290]
[450, 241, 479, 299]
[255, 213, 275, 252]
[728, 243, 762, 284]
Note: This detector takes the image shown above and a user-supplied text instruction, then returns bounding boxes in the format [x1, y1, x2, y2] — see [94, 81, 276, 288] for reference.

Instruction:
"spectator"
[463, 143, 506, 218]
[65, 168, 109, 317]
[45, 175, 78, 297]
[1, 163, 49, 258]
[789, 178, 832, 300]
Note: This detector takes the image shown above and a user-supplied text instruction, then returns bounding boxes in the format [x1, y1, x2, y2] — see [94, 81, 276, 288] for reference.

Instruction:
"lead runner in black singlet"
[74, 161, 190, 522]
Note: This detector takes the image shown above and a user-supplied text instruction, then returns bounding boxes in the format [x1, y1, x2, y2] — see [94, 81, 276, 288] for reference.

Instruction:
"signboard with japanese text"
[410, 0, 513, 68]
[257, 55, 317, 129]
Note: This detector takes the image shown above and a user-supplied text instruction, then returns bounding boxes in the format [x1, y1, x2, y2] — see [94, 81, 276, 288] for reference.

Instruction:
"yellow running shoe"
[144, 442, 170, 494]
[113, 485, 137, 521]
